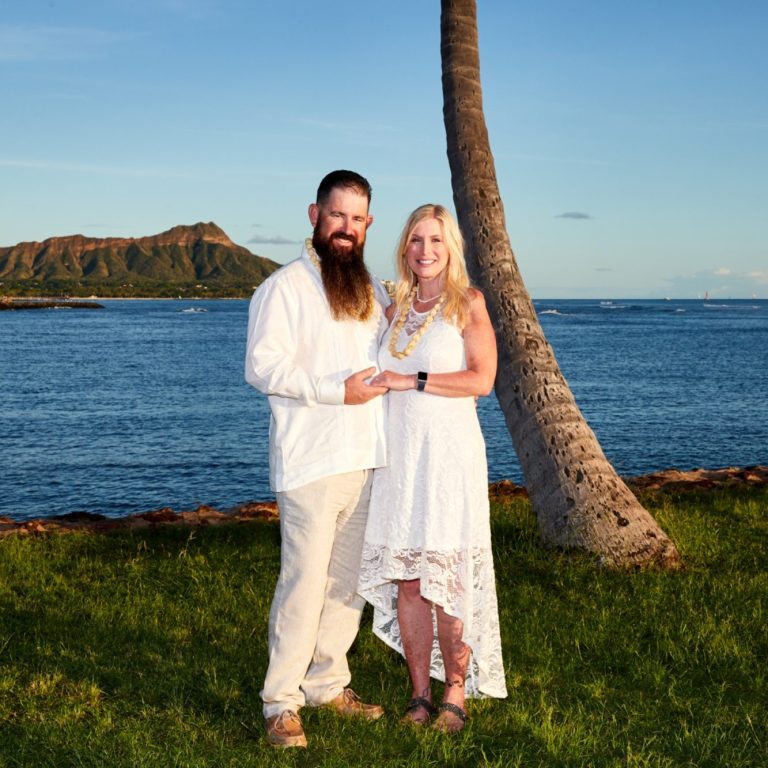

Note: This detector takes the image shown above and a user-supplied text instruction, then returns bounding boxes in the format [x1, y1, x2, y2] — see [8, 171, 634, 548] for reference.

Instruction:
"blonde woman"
[358, 204, 507, 733]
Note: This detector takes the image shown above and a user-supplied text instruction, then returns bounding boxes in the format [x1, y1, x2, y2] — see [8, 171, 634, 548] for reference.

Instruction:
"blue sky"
[2, 0, 766, 298]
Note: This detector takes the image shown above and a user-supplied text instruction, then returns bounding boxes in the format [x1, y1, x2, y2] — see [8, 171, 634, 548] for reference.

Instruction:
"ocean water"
[1, 298, 766, 521]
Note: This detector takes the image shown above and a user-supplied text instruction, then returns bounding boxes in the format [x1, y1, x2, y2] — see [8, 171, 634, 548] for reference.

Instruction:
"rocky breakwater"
[1, 466, 766, 539]
[0, 501, 279, 538]
[0, 297, 103, 310]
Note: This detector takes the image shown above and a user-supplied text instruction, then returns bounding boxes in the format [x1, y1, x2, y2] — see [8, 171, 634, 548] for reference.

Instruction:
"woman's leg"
[435, 606, 469, 712]
[396, 579, 434, 721]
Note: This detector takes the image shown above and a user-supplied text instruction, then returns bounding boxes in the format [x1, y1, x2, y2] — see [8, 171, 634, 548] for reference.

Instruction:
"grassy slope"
[0, 488, 766, 767]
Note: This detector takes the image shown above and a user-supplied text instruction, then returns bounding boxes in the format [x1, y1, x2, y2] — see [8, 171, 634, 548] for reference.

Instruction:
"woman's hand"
[379, 289, 496, 399]
[369, 370, 416, 391]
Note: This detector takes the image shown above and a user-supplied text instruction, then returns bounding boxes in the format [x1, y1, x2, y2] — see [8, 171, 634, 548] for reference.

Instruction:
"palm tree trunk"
[441, 0, 679, 568]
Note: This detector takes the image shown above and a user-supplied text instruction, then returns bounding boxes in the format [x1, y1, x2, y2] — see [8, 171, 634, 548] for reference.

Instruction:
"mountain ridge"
[0, 222, 281, 297]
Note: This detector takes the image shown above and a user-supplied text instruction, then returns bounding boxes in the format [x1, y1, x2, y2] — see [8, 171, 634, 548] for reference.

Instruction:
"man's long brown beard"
[312, 231, 374, 322]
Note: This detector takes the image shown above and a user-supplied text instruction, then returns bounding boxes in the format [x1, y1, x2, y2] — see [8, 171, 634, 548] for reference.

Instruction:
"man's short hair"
[316, 170, 372, 205]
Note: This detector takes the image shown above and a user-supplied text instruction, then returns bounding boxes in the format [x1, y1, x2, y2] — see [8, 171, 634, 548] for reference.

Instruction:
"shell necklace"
[305, 237, 321, 270]
[388, 286, 445, 359]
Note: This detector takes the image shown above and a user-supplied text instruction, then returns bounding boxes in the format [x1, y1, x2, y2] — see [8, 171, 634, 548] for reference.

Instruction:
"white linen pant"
[261, 469, 372, 718]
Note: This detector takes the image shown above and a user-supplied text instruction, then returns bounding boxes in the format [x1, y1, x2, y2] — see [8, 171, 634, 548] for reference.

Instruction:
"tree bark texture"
[440, 0, 679, 568]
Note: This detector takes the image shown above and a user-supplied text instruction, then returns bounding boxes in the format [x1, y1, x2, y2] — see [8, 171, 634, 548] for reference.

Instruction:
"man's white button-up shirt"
[245, 245, 389, 492]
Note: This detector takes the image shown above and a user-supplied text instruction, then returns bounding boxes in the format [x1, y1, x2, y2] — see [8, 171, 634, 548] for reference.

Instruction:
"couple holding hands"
[245, 169, 506, 748]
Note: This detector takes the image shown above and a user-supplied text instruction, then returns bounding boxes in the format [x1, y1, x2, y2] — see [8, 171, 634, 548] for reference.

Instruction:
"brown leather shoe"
[327, 688, 384, 720]
[265, 710, 307, 748]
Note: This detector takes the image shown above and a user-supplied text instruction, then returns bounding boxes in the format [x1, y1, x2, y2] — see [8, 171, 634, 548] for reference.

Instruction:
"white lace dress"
[358, 305, 507, 699]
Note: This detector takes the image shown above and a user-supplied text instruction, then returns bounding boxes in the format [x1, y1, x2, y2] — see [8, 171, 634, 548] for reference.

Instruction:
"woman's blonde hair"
[393, 204, 471, 328]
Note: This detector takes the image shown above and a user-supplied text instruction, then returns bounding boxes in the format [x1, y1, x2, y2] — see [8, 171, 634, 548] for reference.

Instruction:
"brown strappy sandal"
[401, 697, 437, 725]
[431, 702, 468, 733]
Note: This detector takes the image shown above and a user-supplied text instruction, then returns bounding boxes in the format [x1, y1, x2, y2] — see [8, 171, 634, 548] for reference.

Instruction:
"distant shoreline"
[94, 296, 247, 301]
[0, 297, 104, 311]
[1, 295, 248, 308]
[4, 294, 765, 304]
[73, 298, 239, 302]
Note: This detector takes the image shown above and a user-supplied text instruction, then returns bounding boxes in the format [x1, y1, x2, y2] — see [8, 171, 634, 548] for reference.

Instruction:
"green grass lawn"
[1, 487, 766, 767]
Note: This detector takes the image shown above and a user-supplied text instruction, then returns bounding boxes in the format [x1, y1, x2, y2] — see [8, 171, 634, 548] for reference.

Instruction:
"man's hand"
[344, 367, 388, 404]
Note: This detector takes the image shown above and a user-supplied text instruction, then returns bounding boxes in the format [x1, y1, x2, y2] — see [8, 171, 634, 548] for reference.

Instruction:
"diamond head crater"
[0, 222, 280, 301]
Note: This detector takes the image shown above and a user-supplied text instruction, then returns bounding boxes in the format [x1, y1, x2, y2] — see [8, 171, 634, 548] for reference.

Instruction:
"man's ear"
[308, 203, 319, 227]
[366, 215, 374, 229]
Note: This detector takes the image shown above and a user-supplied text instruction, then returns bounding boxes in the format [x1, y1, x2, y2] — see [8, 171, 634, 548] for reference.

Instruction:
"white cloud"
[713, 267, 732, 276]
[248, 234, 300, 245]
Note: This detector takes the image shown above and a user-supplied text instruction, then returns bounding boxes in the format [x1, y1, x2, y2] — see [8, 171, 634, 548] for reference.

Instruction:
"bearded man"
[245, 170, 390, 748]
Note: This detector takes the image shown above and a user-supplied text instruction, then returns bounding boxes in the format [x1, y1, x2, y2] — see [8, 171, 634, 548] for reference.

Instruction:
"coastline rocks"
[625, 465, 768, 492]
[229, 501, 280, 521]
[488, 479, 528, 498]
[0, 297, 104, 310]
[0, 467, 764, 539]
[0, 500, 281, 538]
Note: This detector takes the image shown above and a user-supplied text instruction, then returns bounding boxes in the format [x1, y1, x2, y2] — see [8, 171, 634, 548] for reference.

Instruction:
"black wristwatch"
[416, 371, 428, 392]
